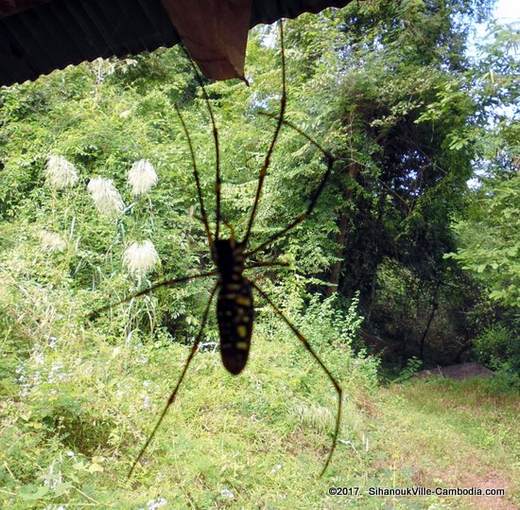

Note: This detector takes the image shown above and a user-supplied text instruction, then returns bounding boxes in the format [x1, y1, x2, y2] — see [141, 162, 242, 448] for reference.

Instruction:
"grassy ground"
[373, 378, 520, 510]
[1, 280, 519, 509]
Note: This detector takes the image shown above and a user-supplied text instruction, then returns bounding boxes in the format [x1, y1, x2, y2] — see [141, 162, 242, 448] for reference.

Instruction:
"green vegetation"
[0, 0, 518, 508]
[1, 283, 518, 508]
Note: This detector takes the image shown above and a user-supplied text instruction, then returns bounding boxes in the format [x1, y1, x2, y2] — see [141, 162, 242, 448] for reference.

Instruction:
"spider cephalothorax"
[212, 238, 246, 279]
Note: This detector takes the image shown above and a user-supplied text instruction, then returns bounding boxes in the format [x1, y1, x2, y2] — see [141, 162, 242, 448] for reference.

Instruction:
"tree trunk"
[325, 212, 349, 296]
[419, 280, 441, 360]
[324, 162, 360, 297]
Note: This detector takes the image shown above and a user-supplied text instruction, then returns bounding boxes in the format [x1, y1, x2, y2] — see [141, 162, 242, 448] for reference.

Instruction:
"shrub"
[393, 356, 424, 383]
[298, 291, 364, 350]
[474, 323, 520, 372]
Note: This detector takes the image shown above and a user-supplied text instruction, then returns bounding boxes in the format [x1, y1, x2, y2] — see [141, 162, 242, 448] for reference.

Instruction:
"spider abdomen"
[217, 278, 254, 375]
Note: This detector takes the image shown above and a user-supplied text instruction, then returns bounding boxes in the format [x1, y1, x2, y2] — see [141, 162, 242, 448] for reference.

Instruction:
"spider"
[92, 22, 342, 479]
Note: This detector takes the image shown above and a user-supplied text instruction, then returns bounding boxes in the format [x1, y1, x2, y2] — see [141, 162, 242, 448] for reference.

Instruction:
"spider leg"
[181, 46, 222, 241]
[174, 104, 213, 246]
[246, 116, 335, 257]
[242, 21, 287, 246]
[245, 261, 290, 270]
[88, 271, 216, 320]
[127, 282, 219, 479]
[252, 282, 342, 477]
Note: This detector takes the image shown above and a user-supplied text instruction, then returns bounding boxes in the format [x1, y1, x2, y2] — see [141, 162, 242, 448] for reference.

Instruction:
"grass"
[373, 378, 520, 509]
[1, 277, 519, 509]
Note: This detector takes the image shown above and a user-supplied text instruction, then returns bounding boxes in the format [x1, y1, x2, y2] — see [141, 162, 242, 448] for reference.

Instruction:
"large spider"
[92, 22, 342, 478]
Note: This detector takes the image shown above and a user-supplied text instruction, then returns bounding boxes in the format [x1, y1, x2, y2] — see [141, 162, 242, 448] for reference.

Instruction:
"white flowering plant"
[45, 155, 79, 190]
[123, 240, 160, 280]
[87, 177, 125, 217]
[39, 230, 67, 253]
[128, 159, 158, 196]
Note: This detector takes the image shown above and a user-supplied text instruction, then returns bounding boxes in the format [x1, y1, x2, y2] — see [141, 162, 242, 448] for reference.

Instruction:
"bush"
[256, 284, 380, 394]
[474, 322, 520, 391]
[474, 323, 520, 372]
[393, 356, 423, 383]
[298, 291, 364, 350]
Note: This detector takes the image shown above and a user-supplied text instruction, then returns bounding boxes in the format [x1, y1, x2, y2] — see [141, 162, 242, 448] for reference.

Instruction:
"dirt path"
[459, 470, 515, 510]
[415, 362, 494, 380]
[367, 372, 520, 509]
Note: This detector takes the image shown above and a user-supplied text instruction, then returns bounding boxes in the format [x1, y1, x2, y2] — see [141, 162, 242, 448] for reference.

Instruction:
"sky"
[467, 0, 519, 59]
[494, 0, 519, 24]
[466, 0, 518, 189]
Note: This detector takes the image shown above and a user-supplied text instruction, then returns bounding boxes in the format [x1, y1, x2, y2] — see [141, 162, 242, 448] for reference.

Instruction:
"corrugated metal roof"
[0, 0, 349, 87]
[0, 0, 51, 18]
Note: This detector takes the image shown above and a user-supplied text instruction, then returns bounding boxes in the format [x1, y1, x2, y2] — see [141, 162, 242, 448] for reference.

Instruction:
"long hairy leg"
[174, 104, 213, 246]
[242, 21, 287, 246]
[127, 283, 219, 478]
[246, 116, 335, 257]
[252, 282, 342, 477]
[181, 46, 222, 241]
[88, 271, 216, 320]
[245, 261, 290, 270]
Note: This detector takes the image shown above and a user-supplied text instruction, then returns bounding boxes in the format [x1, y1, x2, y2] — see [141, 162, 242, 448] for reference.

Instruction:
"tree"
[450, 174, 520, 309]
[257, 0, 498, 364]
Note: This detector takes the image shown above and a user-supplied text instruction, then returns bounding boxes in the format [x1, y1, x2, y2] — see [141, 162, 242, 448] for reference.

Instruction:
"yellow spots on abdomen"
[236, 296, 251, 307]
[236, 341, 248, 350]
[237, 325, 247, 338]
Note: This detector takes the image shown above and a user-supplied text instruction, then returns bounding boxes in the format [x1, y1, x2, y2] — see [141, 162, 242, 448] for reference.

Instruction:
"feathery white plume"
[45, 155, 79, 190]
[123, 240, 160, 279]
[128, 159, 158, 196]
[87, 177, 125, 217]
[39, 230, 67, 253]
